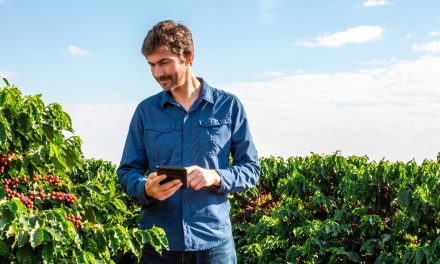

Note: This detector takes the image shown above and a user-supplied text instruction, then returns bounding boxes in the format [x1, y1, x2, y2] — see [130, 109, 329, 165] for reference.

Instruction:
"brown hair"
[141, 20, 194, 59]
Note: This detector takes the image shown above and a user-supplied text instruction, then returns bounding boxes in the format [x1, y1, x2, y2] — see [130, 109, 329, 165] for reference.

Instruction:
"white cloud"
[0, 70, 17, 79]
[65, 103, 136, 164]
[360, 57, 398, 65]
[361, 57, 398, 66]
[67, 45, 91, 56]
[363, 0, 390, 7]
[0, 0, 7, 4]
[412, 41, 440, 53]
[255, 71, 286, 78]
[258, 0, 284, 24]
[428, 31, 440, 37]
[220, 55, 440, 163]
[297, 26, 384, 48]
[68, 56, 440, 164]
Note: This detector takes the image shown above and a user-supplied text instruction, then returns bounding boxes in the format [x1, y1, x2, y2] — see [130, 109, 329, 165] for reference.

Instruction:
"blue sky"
[1, 0, 440, 163]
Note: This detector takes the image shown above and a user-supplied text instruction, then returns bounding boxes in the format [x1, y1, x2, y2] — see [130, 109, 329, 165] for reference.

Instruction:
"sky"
[1, 0, 440, 164]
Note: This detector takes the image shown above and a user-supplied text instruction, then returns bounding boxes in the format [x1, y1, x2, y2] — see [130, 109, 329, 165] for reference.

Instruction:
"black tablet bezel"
[156, 166, 187, 188]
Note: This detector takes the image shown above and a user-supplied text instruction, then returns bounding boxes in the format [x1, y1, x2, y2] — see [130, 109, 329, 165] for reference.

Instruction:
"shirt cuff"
[136, 178, 155, 205]
[215, 168, 234, 193]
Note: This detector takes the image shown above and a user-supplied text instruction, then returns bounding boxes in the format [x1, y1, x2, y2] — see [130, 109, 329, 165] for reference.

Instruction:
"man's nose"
[153, 66, 164, 78]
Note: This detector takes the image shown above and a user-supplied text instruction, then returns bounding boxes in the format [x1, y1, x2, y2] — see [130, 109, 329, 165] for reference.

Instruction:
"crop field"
[1, 80, 439, 263]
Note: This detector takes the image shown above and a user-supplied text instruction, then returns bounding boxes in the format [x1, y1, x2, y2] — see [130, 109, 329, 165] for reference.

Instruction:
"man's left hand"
[186, 165, 221, 190]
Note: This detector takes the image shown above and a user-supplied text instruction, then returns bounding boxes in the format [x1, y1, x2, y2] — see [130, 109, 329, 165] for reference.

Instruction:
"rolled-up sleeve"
[216, 98, 260, 193]
[117, 106, 152, 205]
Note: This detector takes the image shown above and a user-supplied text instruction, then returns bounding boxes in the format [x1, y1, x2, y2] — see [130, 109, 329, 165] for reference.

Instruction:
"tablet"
[156, 166, 187, 189]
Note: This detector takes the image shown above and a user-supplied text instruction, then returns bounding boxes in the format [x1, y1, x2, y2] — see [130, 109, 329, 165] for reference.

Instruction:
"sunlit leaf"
[29, 227, 44, 248]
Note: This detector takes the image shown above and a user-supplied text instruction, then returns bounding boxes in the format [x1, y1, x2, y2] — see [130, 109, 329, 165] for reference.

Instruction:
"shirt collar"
[160, 77, 214, 108]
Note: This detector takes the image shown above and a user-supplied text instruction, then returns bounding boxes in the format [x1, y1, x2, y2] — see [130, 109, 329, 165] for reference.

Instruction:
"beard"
[156, 74, 183, 92]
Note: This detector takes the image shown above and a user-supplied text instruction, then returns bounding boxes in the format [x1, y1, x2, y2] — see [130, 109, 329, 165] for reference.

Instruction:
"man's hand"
[145, 172, 183, 201]
[186, 165, 221, 190]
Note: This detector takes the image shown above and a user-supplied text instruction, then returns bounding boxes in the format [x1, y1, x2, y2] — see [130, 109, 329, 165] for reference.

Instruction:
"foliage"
[0, 79, 167, 263]
[230, 153, 440, 263]
[2, 78, 439, 263]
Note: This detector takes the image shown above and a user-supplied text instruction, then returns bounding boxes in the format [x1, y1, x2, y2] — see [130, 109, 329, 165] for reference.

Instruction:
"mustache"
[158, 76, 171, 82]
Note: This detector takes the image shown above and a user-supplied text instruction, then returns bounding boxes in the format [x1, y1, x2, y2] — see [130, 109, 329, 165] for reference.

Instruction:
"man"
[117, 20, 260, 263]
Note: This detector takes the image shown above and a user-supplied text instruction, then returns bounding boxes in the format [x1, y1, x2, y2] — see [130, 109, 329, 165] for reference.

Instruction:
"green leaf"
[42, 124, 55, 142]
[112, 199, 127, 212]
[328, 247, 345, 263]
[134, 230, 148, 252]
[17, 111, 32, 134]
[49, 142, 58, 159]
[130, 231, 143, 261]
[50, 142, 68, 170]
[107, 229, 122, 252]
[29, 227, 44, 248]
[84, 205, 98, 223]
[94, 229, 107, 248]
[2, 78, 9, 86]
[0, 239, 10, 256]
[44, 226, 65, 241]
[379, 234, 391, 249]
[47, 208, 67, 222]
[0, 115, 10, 147]
[19, 213, 33, 231]
[17, 230, 29, 248]
[360, 239, 377, 253]
[415, 248, 425, 264]
[76, 250, 107, 264]
[6, 223, 18, 239]
[66, 220, 77, 240]
[345, 251, 360, 262]
[8, 198, 27, 215]
[42, 229, 52, 242]
[146, 227, 169, 253]
[16, 246, 33, 264]
[0, 208, 15, 230]
[41, 242, 54, 264]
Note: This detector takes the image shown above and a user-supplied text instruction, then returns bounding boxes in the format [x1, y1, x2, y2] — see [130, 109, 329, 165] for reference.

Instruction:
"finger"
[190, 176, 204, 189]
[187, 173, 202, 187]
[187, 173, 197, 185]
[193, 181, 205, 190]
[193, 177, 206, 190]
[185, 165, 198, 174]
[148, 172, 158, 179]
[159, 182, 183, 200]
[149, 174, 167, 185]
[189, 176, 198, 188]
[187, 168, 203, 180]
[159, 179, 182, 190]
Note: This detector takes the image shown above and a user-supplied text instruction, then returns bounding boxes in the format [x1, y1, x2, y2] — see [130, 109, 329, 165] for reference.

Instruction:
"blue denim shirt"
[117, 78, 260, 251]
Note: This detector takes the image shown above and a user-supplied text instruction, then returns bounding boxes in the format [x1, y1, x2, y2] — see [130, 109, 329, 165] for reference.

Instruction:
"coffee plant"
[230, 153, 440, 263]
[3, 78, 439, 263]
[0, 79, 167, 263]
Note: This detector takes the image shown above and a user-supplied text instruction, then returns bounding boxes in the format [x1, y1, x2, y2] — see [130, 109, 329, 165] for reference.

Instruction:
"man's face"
[147, 46, 189, 91]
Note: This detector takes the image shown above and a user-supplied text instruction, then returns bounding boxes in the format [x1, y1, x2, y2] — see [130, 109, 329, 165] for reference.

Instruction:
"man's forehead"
[147, 46, 178, 62]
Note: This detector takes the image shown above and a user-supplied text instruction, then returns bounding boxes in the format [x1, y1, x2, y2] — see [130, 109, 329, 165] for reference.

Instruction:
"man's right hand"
[145, 172, 183, 201]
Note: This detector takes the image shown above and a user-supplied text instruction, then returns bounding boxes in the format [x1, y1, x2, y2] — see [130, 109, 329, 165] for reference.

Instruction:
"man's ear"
[184, 52, 194, 66]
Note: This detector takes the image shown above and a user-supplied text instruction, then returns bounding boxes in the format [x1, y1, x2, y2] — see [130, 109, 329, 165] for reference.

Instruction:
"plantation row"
[1, 80, 439, 263]
[231, 154, 440, 263]
[0, 80, 166, 263]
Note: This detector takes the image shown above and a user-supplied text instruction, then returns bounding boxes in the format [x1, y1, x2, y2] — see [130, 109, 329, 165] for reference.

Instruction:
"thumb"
[185, 165, 198, 174]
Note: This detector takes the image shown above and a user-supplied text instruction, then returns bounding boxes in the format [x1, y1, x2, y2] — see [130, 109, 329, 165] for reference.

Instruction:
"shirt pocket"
[144, 123, 177, 163]
[198, 117, 232, 156]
